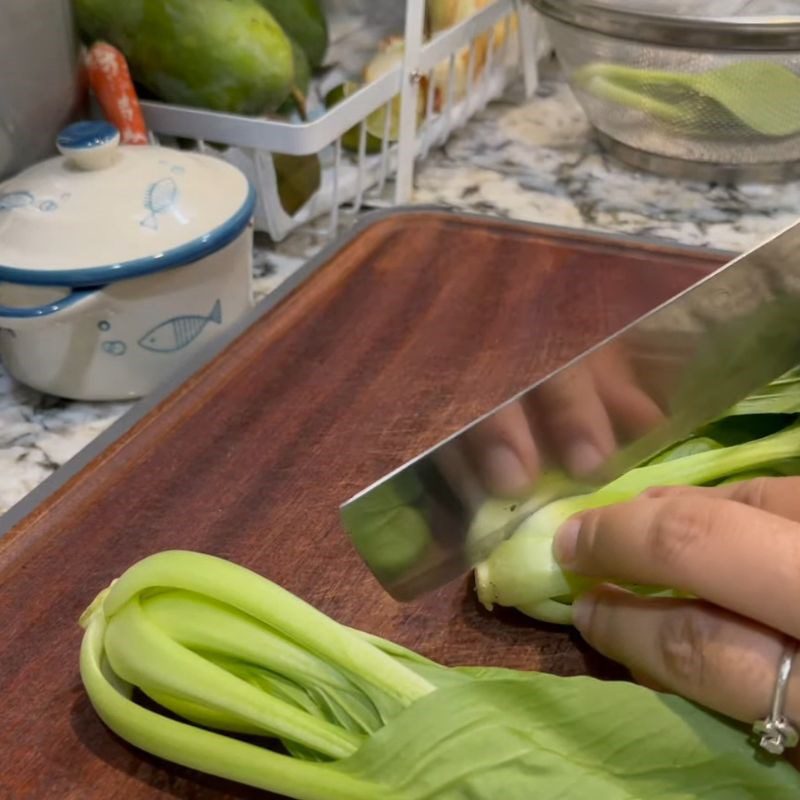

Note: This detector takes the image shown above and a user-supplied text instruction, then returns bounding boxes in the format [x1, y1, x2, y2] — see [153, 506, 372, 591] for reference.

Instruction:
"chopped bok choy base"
[475, 369, 800, 624]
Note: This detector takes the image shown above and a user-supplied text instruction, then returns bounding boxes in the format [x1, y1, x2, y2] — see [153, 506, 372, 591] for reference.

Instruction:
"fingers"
[461, 351, 666, 494]
[599, 382, 664, 443]
[590, 351, 664, 442]
[645, 477, 800, 525]
[461, 403, 540, 497]
[573, 585, 800, 727]
[554, 493, 800, 640]
[529, 367, 616, 477]
[431, 440, 487, 513]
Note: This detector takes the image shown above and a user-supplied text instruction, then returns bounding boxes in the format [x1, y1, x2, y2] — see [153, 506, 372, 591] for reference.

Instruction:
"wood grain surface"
[0, 210, 726, 799]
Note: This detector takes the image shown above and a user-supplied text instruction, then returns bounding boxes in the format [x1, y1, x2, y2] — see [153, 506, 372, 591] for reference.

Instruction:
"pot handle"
[0, 287, 102, 328]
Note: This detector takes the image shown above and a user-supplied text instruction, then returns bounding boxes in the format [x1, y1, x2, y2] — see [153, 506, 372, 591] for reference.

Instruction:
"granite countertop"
[3, 66, 800, 518]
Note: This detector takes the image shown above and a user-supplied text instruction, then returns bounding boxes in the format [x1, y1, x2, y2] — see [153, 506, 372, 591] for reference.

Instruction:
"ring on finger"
[753, 638, 800, 756]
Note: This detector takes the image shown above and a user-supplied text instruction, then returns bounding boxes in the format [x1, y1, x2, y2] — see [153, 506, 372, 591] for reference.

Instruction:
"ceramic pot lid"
[0, 121, 255, 287]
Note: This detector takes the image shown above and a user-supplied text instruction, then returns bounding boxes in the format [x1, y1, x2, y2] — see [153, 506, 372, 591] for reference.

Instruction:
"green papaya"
[73, 0, 295, 115]
[254, 0, 328, 68]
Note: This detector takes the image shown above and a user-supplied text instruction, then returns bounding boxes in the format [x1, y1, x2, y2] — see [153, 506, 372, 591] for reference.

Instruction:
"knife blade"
[340, 218, 800, 601]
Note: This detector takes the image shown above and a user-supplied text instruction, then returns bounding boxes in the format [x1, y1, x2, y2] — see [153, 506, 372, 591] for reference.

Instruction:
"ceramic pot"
[0, 121, 256, 400]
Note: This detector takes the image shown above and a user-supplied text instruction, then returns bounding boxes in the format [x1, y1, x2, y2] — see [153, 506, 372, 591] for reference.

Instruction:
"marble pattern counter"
[3, 70, 800, 517]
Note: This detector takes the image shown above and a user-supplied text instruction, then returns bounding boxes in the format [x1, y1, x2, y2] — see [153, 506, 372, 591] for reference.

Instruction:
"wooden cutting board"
[0, 210, 727, 799]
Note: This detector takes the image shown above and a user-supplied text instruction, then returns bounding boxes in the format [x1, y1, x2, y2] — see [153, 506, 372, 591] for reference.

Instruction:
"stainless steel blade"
[340, 218, 800, 601]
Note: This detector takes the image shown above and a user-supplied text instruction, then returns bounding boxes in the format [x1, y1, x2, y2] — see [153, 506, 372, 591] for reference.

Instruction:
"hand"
[553, 476, 800, 766]
[452, 344, 664, 498]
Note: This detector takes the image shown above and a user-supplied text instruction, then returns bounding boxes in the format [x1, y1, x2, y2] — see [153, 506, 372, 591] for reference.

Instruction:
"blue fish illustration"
[140, 177, 178, 230]
[102, 340, 127, 356]
[0, 191, 34, 211]
[138, 299, 222, 354]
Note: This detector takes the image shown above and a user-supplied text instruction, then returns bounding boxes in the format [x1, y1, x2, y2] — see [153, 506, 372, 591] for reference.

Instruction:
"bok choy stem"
[80, 612, 381, 800]
[475, 420, 800, 623]
[78, 549, 800, 797]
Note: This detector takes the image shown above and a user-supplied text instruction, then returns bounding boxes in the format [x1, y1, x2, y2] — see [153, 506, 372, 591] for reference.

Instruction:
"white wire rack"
[139, 0, 546, 241]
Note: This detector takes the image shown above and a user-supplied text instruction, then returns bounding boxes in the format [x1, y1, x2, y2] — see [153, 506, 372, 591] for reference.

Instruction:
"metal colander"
[530, 0, 800, 181]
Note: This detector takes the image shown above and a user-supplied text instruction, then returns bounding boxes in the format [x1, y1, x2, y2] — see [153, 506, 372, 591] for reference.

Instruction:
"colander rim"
[529, 0, 800, 51]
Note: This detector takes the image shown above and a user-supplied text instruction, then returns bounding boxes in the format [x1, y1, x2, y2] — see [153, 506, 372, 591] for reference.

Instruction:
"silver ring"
[753, 640, 799, 755]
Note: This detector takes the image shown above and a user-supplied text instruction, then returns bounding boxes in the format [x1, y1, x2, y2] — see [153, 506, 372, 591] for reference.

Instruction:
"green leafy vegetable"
[475, 370, 800, 624]
[573, 61, 800, 138]
[80, 550, 800, 798]
[725, 373, 800, 416]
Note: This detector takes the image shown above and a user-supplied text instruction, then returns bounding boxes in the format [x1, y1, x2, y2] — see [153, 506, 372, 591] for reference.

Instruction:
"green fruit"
[274, 153, 321, 216]
[325, 39, 427, 154]
[325, 83, 384, 155]
[73, 0, 295, 115]
[255, 0, 328, 68]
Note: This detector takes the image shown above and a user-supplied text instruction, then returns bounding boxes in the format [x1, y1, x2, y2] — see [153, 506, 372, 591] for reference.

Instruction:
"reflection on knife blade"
[341, 217, 800, 603]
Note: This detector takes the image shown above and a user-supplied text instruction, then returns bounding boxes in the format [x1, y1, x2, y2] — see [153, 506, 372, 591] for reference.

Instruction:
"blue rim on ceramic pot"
[0, 187, 256, 288]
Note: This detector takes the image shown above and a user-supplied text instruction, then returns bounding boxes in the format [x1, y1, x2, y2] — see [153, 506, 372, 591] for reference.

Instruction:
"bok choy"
[475, 370, 800, 624]
[80, 550, 800, 798]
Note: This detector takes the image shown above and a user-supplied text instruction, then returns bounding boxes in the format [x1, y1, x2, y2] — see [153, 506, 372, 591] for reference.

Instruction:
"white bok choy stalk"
[474, 372, 800, 625]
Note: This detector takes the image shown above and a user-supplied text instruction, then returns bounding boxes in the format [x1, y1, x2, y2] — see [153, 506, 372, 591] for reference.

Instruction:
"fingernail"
[482, 444, 531, 496]
[572, 592, 596, 633]
[564, 440, 604, 477]
[553, 518, 581, 567]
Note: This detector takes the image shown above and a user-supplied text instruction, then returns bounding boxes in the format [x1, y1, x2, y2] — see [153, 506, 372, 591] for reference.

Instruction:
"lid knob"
[57, 121, 120, 171]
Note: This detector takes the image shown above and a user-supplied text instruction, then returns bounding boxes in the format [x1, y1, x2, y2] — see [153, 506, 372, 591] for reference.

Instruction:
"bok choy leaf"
[80, 550, 800, 799]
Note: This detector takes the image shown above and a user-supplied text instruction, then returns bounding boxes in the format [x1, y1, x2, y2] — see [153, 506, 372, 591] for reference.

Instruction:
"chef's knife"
[340, 218, 800, 601]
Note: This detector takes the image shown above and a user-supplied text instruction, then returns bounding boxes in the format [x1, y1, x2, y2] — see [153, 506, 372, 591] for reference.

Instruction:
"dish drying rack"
[138, 0, 546, 242]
